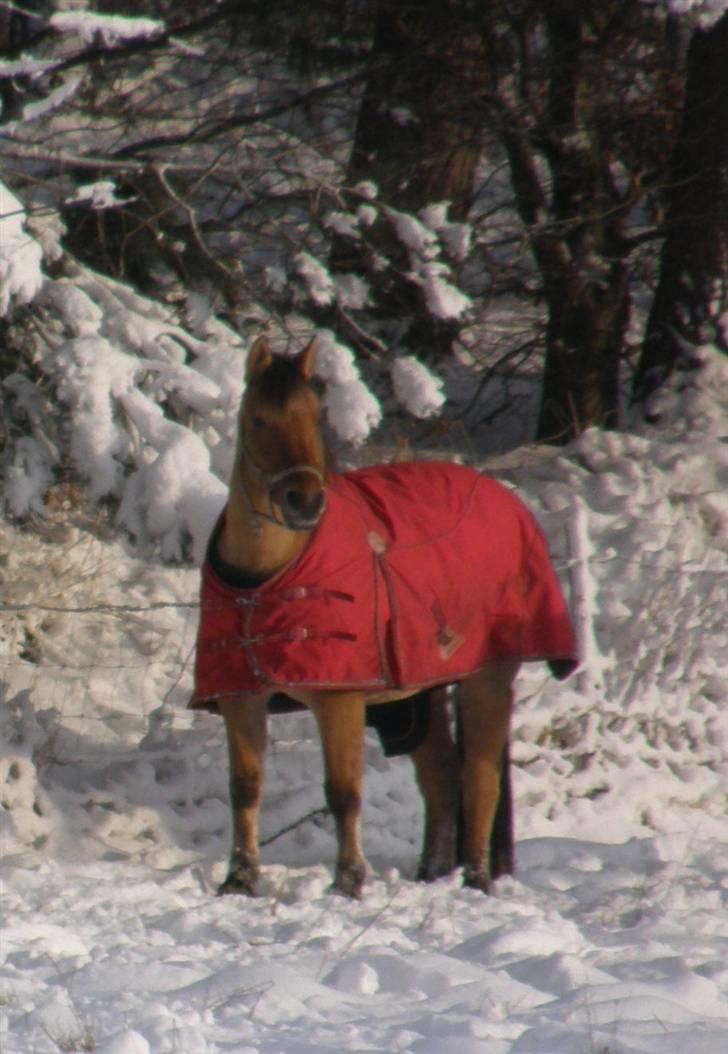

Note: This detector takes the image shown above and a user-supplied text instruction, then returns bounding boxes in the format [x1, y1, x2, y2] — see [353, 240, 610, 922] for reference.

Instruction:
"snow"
[412, 261, 473, 320]
[0, 181, 44, 315]
[66, 181, 131, 210]
[0, 57, 54, 78]
[294, 252, 335, 307]
[419, 204, 472, 261]
[353, 181, 378, 201]
[659, 0, 728, 28]
[333, 273, 370, 311]
[382, 205, 474, 319]
[391, 356, 445, 418]
[311, 331, 383, 444]
[13, 74, 83, 128]
[2, 264, 247, 560]
[323, 379, 382, 446]
[323, 211, 361, 239]
[49, 12, 164, 46]
[356, 204, 377, 227]
[387, 208, 439, 259]
[1, 347, 727, 1053]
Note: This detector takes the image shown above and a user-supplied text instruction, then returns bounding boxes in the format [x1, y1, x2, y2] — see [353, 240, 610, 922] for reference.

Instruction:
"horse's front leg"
[217, 695, 268, 896]
[458, 661, 518, 893]
[410, 689, 461, 882]
[311, 693, 367, 898]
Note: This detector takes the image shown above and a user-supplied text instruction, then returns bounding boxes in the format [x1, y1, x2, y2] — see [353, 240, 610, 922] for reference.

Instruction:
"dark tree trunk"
[331, 0, 487, 359]
[633, 14, 728, 411]
[345, 1, 485, 218]
[536, 9, 630, 439]
[537, 265, 627, 440]
[483, 4, 637, 442]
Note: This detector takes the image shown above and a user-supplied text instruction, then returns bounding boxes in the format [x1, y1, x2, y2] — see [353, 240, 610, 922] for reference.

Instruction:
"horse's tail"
[489, 742, 514, 879]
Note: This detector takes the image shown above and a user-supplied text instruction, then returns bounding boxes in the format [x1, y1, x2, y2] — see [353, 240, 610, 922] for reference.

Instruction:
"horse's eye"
[252, 415, 265, 429]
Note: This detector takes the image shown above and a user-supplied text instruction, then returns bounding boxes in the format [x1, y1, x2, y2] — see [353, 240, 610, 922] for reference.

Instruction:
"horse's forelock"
[249, 355, 313, 410]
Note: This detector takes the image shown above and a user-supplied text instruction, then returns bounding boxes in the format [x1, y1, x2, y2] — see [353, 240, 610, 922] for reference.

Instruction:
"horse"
[190, 335, 577, 898]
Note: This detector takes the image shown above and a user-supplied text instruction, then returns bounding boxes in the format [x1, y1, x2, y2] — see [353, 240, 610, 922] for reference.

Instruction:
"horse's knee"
[230, 771, 262, 812]
[324, 780, 361, 820]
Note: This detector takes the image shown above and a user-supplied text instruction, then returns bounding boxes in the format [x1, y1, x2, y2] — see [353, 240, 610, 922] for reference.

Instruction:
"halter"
[239, 436, 327, 534]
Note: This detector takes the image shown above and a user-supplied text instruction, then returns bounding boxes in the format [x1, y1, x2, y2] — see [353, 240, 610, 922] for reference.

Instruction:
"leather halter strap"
[239, 437, 326, 533]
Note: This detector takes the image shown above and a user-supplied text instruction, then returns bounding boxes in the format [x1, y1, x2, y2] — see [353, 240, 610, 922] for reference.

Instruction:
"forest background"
[2, 0, 727, 559]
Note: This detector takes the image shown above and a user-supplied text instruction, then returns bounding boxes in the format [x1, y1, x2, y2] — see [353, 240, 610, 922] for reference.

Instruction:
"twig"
[0, 600, 197, 614]
[260, 808, 329, 847]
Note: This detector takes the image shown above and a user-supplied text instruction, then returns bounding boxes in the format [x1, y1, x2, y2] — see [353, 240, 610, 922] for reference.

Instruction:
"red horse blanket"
[191, 462, 576, 709]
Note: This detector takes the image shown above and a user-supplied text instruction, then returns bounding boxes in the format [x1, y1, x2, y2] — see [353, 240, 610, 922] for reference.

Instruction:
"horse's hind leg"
[311, 693, 367, 898]
[458, 661, 519, 893]
[411, 689, 461, 882]
[218, 696, 267, 896]
[490, 742, 514, 880]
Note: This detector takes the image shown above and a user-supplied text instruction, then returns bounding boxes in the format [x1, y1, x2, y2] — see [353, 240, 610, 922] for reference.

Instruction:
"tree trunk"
[633, 14, 728, 411]
[345, 1, 485, 218]
[488, 5, 630, 441]
[331, 0, 487, 359]
[538, 265, 627, 441]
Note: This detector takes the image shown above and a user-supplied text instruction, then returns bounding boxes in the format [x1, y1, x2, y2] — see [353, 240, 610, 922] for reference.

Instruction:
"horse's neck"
[218, 467, 309, 580]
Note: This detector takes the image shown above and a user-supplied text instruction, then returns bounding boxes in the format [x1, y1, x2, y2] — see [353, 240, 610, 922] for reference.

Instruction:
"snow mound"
[0, 344, 726, 1053]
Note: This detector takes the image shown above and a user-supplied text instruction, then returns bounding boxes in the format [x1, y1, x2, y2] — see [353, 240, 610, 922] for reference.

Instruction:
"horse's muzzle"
[270, 466, 327, 531]
[280, 486, 326, 530]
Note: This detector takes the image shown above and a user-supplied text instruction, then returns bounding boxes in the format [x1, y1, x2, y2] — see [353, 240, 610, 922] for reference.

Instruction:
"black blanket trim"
[548, 658, 579, 680]
[365, 692, 432, 758]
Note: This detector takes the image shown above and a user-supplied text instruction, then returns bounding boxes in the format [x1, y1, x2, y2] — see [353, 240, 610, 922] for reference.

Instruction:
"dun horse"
[191, 336, 576, 898]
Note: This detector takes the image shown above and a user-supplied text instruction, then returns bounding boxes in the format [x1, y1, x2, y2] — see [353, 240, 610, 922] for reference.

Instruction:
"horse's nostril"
[286, 489, 306, 512]
[309, 491, 325, 517]
[284, 488, 324, 523]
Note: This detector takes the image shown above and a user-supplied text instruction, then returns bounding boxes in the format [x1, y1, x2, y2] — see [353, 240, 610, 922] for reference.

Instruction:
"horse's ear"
[296, 338, 317, 381]
[246, 336, 273, 381]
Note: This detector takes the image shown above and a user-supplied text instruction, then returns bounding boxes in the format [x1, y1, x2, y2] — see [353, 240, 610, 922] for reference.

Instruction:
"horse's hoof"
[217, 868, 259, 897]
[416, 862, 455, 883]
[416, 845, 457, 883]
[331, 864, 366, 899]
[490, 850, 514, 881]
[462, 867, 491, 894]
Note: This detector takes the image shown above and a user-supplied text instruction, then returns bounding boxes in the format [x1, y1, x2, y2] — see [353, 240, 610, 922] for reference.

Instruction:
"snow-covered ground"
[1, 351, 727, 1054]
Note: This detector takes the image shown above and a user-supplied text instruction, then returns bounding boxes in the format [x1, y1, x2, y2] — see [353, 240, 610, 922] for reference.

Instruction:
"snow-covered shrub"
[1, 187, 447, 558]
[1, 239, 240, 561]
[0, 182, 44, 314]
[0, 6, 528, 531]
[0, 693, 54, 851]
[308, 187, 474, 332]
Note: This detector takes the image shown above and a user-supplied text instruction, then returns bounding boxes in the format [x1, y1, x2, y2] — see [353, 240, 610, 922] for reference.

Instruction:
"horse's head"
[239, 336, 327, 532]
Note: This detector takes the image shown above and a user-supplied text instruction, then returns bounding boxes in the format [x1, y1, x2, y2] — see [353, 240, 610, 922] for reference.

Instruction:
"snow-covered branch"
[0, 181, 44, 314]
